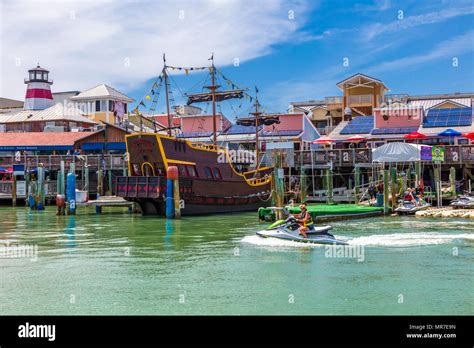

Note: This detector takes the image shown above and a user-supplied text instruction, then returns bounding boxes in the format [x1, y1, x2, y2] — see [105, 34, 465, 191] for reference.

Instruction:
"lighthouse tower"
[24, 64, 54, 110]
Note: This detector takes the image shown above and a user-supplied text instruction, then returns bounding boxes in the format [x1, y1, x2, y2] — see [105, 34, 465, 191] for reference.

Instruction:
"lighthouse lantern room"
[24, 64, 54, 110]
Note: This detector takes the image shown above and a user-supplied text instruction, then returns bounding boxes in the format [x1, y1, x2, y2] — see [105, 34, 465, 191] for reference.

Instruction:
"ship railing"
[188, 142, 225, 152]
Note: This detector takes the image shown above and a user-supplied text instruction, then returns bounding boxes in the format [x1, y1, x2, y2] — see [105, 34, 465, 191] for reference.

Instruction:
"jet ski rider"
[290, 203, 313, 238]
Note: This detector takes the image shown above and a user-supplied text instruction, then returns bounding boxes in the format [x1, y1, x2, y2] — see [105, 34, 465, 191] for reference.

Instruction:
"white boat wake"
[348, 232, 474, 247]
[242, 232, 474, 248]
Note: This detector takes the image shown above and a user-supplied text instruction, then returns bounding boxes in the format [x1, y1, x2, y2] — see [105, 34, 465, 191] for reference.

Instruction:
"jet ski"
[394, 200, 430, 215]
[256, 217, 348, 245]
[450, 193, 474, 209]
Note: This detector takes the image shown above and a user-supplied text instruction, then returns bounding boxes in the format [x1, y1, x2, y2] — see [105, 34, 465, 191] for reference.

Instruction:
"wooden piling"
[383, 169, 389, 214]
[354, 166, 360, 203]
[12, 175, 17, 207]
[173, 179, 181, 219]
[390, 167, 397, 211]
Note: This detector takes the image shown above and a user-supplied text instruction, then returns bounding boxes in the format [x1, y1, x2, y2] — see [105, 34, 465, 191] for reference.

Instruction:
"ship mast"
[249, 87, 261, 168]
[163, 54, 172, 136]
[204, 54, 219, 145]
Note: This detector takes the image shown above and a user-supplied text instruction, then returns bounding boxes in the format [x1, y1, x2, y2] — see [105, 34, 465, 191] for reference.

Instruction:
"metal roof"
[336, 73, 389, 91]
[0, 132, 94, 150]
[408, 98, 472, 110]
[0, 103, 97, 124]
[70, 84, 134, 103]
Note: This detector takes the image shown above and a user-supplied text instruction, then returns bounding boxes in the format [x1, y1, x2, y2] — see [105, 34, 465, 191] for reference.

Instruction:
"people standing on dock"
[368, 184, 377, 205]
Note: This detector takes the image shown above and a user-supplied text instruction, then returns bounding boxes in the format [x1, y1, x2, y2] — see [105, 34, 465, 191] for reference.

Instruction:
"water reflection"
[64, 216, 76, 248]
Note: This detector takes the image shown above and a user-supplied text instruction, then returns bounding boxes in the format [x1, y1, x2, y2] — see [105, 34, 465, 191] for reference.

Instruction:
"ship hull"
[136, 197, 270, 216]
[117, 133, 273, 216]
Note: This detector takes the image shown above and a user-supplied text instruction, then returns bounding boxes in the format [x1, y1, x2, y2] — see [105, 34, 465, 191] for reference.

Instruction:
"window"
[29, 72, 34, 80]
[213, 168, 222, 180]
[100, 100, 107, 112]
[124, 103, 128, 113]
[204, 167, 214, 179]
[95, 100, 101, 112]
[187, 166, 198, 177]
[109, 100, 114, 112]
[178, 165, 188, 177]
[35, 72, 42, 80]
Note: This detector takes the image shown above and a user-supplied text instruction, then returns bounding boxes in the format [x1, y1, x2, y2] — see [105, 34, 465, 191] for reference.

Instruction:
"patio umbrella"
[462, 132, 474, 140]
[438, 128, 462, 144]
[312, 135, 334, 145]
[0, 167, 12, 173]
[438, 129, 462, 137]
[404, 131, 427, 140]
[345, 135, 366, 142]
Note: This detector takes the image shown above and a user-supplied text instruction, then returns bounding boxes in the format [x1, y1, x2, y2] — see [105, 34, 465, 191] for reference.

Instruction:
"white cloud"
[367, 30, 474, 74]
[0, 0, 310, 100]
[363, 6, 474, 41]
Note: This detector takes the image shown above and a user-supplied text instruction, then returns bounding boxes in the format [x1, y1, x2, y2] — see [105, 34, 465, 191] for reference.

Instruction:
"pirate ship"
[116, 55, 274, 215]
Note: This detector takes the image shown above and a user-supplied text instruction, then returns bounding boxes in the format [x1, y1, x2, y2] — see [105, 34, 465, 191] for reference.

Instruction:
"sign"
[13, 164, 25, 176]
[420, 146, 432, 161]
[16, 181, 26, 198]
[432, 146, 445, 162]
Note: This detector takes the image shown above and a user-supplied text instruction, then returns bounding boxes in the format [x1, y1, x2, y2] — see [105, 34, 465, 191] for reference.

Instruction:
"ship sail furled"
[236, 115, 280, 126]
[186, 89, 245, 105]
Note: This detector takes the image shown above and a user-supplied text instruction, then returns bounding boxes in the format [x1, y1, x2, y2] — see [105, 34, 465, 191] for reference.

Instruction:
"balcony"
[324, 96, 343, 110]
[347, 94, 373, 106]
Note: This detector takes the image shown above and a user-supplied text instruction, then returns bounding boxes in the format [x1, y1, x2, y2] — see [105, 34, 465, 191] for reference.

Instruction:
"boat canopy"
[372, 142, 431, 162]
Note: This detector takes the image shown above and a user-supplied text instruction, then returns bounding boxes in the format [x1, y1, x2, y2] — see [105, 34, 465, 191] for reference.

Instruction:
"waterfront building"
[290, 73, 474, 146]
[0, 97, 24, 115]
[70, 84, 134, 125]
[0, 103, 97, 133]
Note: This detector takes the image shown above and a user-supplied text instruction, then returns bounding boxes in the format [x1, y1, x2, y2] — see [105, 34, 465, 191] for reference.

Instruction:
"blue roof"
[371, 127, 418, 135]
[424, 107, 473, 128]
[224, 124, 262, 135]
[340, 116, 374, 135]
[177, 131, 213, 138]
[260, 130, 302, 137]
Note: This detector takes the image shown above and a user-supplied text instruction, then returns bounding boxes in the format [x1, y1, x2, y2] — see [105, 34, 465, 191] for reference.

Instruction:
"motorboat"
[394, 200, 431, 215]
[256, 218, 348, 245]
[450, 193, 474, 209]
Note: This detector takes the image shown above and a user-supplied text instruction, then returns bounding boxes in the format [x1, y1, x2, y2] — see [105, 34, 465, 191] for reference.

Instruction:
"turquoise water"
[0, 207, 472, 315]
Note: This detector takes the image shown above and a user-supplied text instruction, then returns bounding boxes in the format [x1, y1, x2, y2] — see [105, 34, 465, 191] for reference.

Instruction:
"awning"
[372, 142, 431, 162]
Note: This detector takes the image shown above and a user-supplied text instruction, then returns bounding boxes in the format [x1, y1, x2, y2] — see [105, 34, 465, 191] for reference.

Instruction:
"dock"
[75, 196, 137, 214]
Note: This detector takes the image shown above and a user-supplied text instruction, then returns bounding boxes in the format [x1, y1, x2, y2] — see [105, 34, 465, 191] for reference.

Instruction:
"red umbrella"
[462, 132, 474, 140]
[346, 134, 366, 142]
[312, 135, 334, 145]
[404, 131, 427, 139]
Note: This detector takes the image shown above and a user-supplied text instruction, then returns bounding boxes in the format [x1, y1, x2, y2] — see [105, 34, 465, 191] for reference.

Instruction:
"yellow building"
[70, 84, 134, 125]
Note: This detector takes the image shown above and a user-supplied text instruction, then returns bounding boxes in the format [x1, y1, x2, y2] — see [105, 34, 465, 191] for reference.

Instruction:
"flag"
[139, 101, 146, 107]
[145, 95, 151, 100]
[185, 69, 189, 76]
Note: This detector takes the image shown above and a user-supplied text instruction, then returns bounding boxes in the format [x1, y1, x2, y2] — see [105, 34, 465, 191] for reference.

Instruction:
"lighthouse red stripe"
[25, 89, 53, 99]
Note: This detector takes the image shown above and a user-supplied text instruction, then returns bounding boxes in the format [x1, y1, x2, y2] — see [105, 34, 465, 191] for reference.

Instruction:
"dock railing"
[0, 154, 126, 172]
[288, 145, 474, 167]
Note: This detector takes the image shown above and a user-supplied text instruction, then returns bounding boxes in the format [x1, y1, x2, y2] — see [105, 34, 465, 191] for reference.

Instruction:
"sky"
[1, 0, 473, 120]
